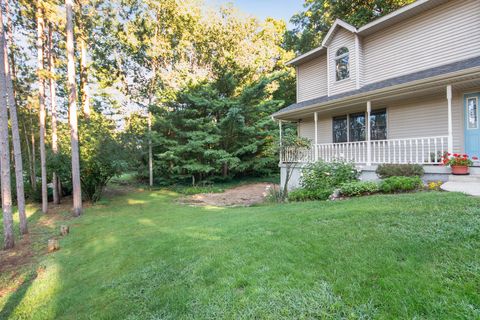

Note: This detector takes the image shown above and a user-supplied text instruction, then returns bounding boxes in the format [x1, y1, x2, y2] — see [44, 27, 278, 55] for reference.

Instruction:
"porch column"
[279, 120, 283, 163]
[366, 101, 372, 166]
[314, 112, 318, 161]
[446, 85, 453, 154]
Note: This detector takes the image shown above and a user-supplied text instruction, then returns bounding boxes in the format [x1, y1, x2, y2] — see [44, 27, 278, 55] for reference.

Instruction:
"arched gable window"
[335, 47, 350, 81]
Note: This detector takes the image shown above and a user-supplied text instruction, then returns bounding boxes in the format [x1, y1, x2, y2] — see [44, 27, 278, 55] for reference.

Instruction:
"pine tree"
[0, 1, 14, 249]
[1, 2, 27, 234]
[66, 0, 82, 216]
[36, 1, 48, 213]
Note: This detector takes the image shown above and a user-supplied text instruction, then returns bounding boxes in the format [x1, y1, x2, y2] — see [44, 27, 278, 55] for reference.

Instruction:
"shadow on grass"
[0, 270, 37, 319]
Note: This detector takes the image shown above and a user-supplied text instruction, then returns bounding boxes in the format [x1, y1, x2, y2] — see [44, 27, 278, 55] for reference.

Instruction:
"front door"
[465, 93, 480, 158]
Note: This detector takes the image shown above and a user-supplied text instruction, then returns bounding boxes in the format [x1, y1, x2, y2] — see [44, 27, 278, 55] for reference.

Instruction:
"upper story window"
[335, 47, 350, 81]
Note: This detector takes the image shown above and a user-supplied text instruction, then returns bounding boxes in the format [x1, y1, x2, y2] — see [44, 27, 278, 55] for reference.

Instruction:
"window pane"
[370, 109, 387, 140]
[349, 113, 365, 142]
[333, 116, 347, 143]
[336, 55, 349, 81]
[467, 98, 478, 129]
[336, 47, 349, 56]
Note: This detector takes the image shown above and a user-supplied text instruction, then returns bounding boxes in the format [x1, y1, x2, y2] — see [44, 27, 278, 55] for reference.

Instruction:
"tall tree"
[78, 2, 91, 118]
[1, 1, 27, 234]
[37, 1, 48, 213]
[286, 0, 415, 53]
[66, 0, 82, 216]
[0, 4, 14, 249]
[48, 23, 60, 204]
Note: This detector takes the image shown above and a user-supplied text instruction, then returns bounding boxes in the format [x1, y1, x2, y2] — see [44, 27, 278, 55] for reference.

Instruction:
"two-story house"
[273, 0, 480, 188]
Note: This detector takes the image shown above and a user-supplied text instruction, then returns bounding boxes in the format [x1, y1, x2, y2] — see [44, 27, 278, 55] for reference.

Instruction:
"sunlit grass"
[1, 190, 480, 319]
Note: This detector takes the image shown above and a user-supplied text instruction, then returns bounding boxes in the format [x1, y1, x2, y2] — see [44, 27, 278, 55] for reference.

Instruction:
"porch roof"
[273, 56, 480, 120]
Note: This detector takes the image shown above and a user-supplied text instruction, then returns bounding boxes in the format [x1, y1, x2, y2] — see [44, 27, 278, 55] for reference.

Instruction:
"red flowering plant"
[441, 153, 475, 167]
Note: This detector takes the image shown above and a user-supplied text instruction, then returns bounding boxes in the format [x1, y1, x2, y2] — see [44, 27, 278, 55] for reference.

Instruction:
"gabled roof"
[321, 19, 356, 47]
[274, 56, 480, 119]
[286, 0, 449, 66]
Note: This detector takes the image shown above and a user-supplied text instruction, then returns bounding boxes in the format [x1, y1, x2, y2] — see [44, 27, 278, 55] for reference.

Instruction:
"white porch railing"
[281, 136, 448, 165]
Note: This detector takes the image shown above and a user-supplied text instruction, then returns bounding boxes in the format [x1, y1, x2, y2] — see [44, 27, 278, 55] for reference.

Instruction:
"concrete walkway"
[441, 181, 480, 196]
[441, 174, 480, 196]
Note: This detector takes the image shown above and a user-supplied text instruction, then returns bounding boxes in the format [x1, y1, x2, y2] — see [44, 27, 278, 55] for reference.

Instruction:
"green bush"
[288, 188, 333, 202]
[379, 176, 423, 193]
[301, 160, 360, 191]
[376, 164, 424, 179]
[339, 181, 380, 197]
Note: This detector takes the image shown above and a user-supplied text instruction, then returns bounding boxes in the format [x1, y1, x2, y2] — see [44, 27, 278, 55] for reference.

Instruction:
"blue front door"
[465, 93, 480, 158]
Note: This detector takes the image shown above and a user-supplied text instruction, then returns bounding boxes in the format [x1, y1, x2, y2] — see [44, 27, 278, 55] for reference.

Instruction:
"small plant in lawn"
[379, 176, 423, 193]
[339, 181, 380, 197]
[376, 164, 424, 179]
[426, 181, 444, 191]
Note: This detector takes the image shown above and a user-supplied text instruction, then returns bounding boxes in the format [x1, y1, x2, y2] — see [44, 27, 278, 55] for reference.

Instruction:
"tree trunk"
[80, 37, 90, 118]
[148, 111, 153, 187]
[1, 6, 26, 234]
[66, 0, 82, 216]
[5, 0, 15, 93]
[28, 116, 37, 191]
[37, 3, 47, 213]
[0, 5, 14, 249]
[48, 24, 59, 204]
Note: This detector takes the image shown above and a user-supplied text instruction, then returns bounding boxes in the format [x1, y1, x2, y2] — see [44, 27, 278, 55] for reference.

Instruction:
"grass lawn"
[1, 189, 480, 319]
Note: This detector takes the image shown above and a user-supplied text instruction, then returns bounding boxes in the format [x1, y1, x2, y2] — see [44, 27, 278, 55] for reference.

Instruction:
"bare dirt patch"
[181, 183, 278, 207]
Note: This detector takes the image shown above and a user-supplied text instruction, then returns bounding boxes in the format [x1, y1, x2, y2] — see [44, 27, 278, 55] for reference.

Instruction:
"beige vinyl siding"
[298, 119, 315, 142]
[318, 117, 332, 144]
[363, 0, 480, 85]
[387, 92, 464, 153]
[328, 28, 357, 95]
[298, 117, 332, 144]
[297, 55, 328, 102]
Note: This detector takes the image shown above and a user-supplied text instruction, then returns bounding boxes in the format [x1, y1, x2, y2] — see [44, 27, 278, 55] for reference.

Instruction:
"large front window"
[370, 109, 387, 140]
[335, 47, 349, 81]
[349, 112, 365, 142]
[332, 116, 348, 143]
[332, 109, 387, 143]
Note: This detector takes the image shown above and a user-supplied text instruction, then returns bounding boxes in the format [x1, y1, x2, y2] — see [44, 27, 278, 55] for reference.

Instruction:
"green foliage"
[287, 0, 415, 53]
[173, 186, 225, 195]
[376, 164, 425, 179]
[79, 114, 128, 202]
[339, 181, 380, 197]
[301, 160, 360, 191]
[52, 113, 127, 202]
[288, 187, 332, 202]
[379, 176, 423, 193]
[126, 72, 292, 185]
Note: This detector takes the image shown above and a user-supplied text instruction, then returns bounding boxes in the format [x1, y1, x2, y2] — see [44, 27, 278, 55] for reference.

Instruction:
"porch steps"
[441, 174, 480, 196]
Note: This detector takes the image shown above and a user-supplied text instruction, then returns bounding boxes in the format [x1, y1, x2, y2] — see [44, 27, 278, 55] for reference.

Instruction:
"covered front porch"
[277, 78, 480, 166]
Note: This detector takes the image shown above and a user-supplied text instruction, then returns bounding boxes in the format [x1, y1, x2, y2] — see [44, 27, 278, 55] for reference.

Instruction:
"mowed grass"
[1, 190, 480, 319]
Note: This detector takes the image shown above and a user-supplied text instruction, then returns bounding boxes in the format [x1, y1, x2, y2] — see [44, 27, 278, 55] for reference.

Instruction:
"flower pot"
[451, 165, 469, 175]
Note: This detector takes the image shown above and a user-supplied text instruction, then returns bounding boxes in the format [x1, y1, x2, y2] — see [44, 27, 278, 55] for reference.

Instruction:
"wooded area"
[1, 0, 413, 249]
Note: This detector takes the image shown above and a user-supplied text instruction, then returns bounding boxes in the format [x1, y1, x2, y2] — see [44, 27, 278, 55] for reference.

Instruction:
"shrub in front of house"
[288, 188, 332, 202]
[379, 176, 423, 193]
[375, 164, 424, 179]
[301, 160, 360, 191]
[288, 160, 359, 202]
[339, 181, 380, 197]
